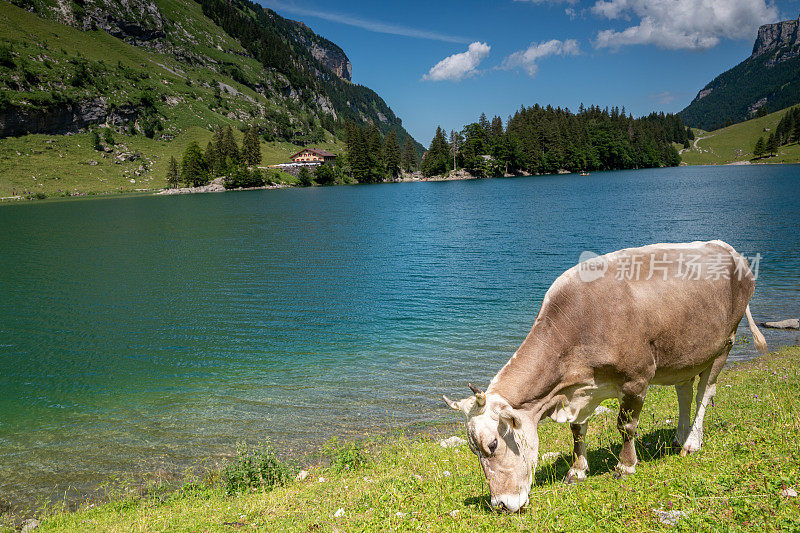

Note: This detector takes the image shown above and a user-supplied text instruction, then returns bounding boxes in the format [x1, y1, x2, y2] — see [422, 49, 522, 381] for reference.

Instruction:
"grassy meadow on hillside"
[4, 345, 798, 532]
[680, 107, 800, 165]
[0, 128, 344, 198]
[0, 0, 346, 199]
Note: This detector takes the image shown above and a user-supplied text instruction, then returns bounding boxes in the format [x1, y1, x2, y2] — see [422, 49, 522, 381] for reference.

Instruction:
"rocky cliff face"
[752, 17, 800, 58]
[309, 42, 351, 81]
[56, 0, 167, 46]
[0, 99, 137, 137]
[286, 19, 352, 81]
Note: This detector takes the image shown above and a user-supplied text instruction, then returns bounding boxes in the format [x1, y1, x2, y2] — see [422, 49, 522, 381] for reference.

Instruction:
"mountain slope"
[0, 0, 418, 145]
[679, 15, 800, 131]
[0, 0, 422, 197]
[679, 105, 800, 165]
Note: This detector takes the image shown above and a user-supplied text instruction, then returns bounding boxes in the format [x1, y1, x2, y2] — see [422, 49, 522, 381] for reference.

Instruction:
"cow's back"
[538, 240, 755, 385]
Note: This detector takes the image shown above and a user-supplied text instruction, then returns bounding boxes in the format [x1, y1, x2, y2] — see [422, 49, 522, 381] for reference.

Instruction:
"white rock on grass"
[21, 519, 40, 533]
[449, 510, 460, 518]
[594, 406, 614, 415]
[439, 436, 467, 448]
[653, 509, 686, 526]
[318, 477, 325, 483]
[334, 508, 345, 518]
[541, 452, 560, 462]
[295, 470, 309, 482]
[443, 470, 451, 477]
[395, 511, 407, 517]
[781, 487, 798, 498]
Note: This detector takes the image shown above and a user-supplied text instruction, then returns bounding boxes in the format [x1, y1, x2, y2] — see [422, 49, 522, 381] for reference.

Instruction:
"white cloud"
[263, 1, 469, 43]
[592, 0, 779, 50]
[649, 91, 682, 104]
[422, 42, 491, 82]
[499, 39, 580, 77]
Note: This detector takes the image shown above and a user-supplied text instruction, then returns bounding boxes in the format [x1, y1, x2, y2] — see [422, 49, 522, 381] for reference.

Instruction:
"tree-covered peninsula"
[422, 105, 690, 178]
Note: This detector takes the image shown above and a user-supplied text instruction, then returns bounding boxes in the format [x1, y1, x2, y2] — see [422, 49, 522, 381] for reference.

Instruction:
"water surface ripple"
[1, 165, 798, 509]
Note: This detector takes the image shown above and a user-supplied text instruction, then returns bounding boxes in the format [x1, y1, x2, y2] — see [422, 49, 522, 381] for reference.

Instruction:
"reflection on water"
[0, 165, 798, 510]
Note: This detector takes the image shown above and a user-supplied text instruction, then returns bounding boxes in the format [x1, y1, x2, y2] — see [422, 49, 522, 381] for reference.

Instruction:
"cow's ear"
[499, 407, 522, 430]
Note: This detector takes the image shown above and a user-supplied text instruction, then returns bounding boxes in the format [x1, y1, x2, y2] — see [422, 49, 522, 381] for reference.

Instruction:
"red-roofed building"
[289, 148, 337, 163]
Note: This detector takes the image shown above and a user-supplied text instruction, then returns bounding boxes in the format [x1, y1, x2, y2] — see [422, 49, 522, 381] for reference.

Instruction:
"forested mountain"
[680, 15, 800, 131]
[0, 0, 420, 149]
[422, 106, 688, 177]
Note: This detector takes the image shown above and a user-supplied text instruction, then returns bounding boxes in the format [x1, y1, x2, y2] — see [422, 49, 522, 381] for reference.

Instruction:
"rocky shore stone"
[761, 318, 799, 330]
[439, 436, 466, 448]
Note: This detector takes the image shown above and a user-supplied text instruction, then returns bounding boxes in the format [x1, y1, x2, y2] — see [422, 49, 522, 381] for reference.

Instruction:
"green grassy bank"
[0, 127, 345, 200]
[3, 345, 799, 532]
[680, 107, 800, 165]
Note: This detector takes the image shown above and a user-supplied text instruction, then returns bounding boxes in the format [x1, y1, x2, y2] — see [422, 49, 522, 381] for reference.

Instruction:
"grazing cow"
[444, 240, 766, 512]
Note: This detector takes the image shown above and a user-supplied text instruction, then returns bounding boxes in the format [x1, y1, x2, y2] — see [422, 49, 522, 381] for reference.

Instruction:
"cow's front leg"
[615, 393, 644, 478]
[564, 422, 588, 484]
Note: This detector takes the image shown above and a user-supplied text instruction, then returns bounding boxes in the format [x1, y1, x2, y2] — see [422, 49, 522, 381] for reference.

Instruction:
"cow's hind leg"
[673, 378, 694, 450]
[564, 422, 588, 484]
[681, 339, 731, 456]
[615, 391, 645, 478]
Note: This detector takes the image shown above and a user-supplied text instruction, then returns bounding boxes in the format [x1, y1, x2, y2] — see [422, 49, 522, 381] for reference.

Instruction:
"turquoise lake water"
[1, 165, 799, 510]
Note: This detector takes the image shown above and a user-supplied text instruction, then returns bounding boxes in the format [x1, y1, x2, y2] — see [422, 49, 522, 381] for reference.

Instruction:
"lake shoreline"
[6, 345, 798, 532]
[4, 159, 800, 205]
[3, 339, 795, 521]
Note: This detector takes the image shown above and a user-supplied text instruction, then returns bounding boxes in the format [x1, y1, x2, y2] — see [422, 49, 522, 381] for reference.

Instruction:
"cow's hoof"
[613, 463, 636, 479]
[564, 469, 587, 484]
[680, 439, 701, 456]
[680, 445, 700, 457]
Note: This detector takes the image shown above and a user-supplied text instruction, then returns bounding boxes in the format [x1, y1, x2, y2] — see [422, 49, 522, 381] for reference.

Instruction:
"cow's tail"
[745, 304, 768, 354]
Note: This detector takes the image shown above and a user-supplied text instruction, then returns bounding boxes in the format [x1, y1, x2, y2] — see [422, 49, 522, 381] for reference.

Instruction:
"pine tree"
[384, 130, 401, 178]
[449, 129, 461, 171]
[181, 142, 208, 187]
[206, 127, 225, 177]
[365, 124, 384, 182]
[221, 126, 240, 170]
[791, 120, 800, 144]
[422, 126, 451, 177]
[401, 138, 417, 172]
[166, 156, 180, 188]
[753, 136, 765, 159]
[490, 116, 504, 142]
[241, 125, 262, 166]
[479, 112, 490, 135]
[766, 133, 778, 156]
[345, 121, 369, 182]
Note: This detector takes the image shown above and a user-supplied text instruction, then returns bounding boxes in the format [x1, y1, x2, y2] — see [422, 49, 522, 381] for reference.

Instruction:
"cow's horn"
[468, 383, 486, 406]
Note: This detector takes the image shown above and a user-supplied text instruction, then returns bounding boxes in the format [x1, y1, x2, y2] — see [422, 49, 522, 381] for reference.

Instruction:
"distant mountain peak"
[679, 14, 800, 130]
[751, 16, 800, 60]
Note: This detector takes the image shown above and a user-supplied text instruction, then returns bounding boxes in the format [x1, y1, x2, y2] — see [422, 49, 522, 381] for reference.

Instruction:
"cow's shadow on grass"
[463, 427, 678, 512]
[533, 427, 678, 486]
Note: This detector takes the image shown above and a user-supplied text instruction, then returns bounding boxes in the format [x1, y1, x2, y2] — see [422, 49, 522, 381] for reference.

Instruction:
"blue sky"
[260, 0, 796, 145]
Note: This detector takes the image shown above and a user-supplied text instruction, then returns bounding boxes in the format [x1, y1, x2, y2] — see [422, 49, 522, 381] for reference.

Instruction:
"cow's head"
[443, 384, 538, 512]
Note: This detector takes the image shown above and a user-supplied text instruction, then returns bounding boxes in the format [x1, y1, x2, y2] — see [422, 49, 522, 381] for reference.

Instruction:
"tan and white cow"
[444, 240, 766, 512]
